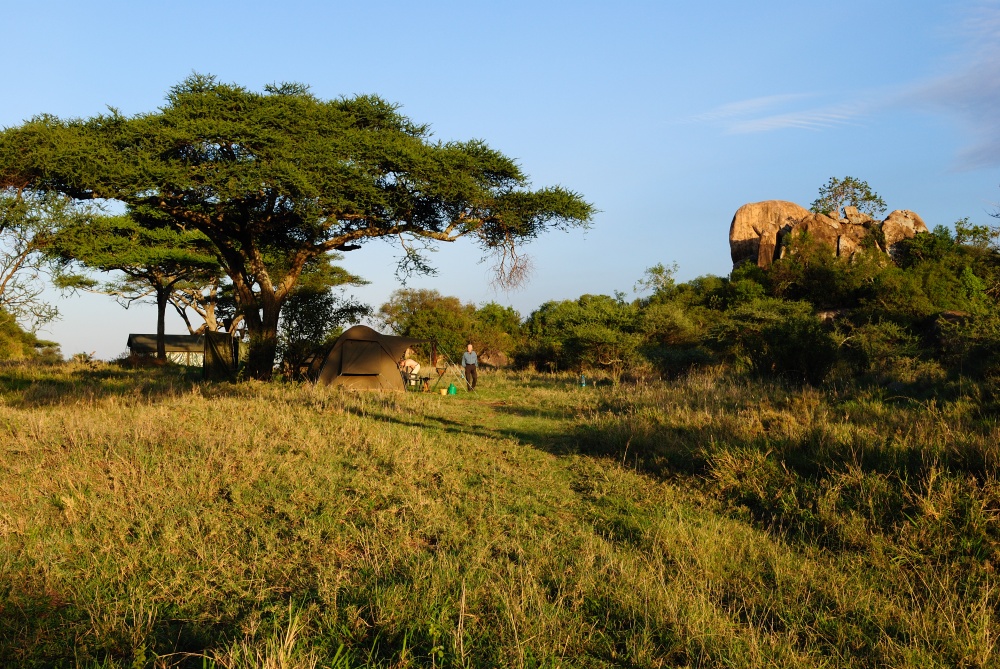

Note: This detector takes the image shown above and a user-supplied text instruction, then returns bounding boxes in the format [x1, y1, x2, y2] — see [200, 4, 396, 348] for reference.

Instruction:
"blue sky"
[3, 0, 1000, 358]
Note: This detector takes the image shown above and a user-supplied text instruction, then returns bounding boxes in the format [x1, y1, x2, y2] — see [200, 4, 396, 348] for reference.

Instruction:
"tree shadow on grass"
[0, 364, 222, 408]
[0, 579, 227, 669]
[340, 403, 582, 455]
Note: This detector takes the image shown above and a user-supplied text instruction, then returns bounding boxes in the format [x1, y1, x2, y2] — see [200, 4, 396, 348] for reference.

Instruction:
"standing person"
[461, 343, 478, 391]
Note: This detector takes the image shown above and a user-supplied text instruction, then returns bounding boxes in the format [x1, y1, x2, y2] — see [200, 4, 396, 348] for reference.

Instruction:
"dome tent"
[313, 325, 425, 391]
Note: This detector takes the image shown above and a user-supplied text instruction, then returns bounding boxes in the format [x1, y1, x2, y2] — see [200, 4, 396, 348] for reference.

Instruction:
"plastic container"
[448, 383, 457, 395]
[440, 388, 447, 396]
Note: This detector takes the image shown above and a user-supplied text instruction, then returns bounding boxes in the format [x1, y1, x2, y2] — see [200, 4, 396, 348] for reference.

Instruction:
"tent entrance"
[341, 340, 384, 375]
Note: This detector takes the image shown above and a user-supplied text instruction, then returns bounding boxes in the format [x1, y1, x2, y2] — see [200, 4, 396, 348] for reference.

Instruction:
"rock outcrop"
[729, 200, 928, 268]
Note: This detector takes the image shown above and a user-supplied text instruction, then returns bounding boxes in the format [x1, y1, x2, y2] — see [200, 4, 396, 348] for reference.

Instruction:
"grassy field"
[1, 362, 997, 668]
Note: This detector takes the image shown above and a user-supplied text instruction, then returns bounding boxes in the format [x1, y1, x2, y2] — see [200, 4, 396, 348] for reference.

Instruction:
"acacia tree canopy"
[0, 74, 594, 378]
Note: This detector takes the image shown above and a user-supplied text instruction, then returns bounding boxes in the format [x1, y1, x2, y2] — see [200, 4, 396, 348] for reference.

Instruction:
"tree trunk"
[156, 287, 168, 361]
[243, 293, 282, 380]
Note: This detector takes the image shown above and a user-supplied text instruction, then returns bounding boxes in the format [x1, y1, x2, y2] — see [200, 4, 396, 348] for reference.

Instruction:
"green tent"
[314, 325, 424, 391]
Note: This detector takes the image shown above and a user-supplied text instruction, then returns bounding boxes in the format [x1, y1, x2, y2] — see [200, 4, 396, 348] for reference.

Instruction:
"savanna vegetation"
[1, 360, 998, 668]
[2, 75, 999, 667]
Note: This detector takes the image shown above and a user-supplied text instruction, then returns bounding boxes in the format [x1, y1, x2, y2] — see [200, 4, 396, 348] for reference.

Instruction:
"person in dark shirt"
[461, 343, 478, 391]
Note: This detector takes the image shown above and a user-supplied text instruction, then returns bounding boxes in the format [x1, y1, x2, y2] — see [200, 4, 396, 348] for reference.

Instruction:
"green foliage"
[810, 175, 887, 218]
[0, 308, 59, 361]
[936, 311, 1000, 380]
[472, 302, 523, 363]
[641, 301, 701, 348]
[521, 294, 643, 377]
[726, 277, 767, 306]
[895, 224, 957, 267]
[709, 298, 838, 384]
[839, 320, 922, 377]
[379, 289, 476, 361]
[0, 74, 594, 378]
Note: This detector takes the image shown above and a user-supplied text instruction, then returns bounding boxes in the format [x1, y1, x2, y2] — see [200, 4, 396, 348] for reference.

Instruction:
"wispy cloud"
[690, 93, 815, 124]
[904, 2, 1000, 170]
[691, 2, 1000, 170]
[691, 93, 870, 134]
[727, 103, 868, 133]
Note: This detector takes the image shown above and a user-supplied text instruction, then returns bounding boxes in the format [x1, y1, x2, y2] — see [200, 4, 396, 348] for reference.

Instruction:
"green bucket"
[447, 383, 457, 395]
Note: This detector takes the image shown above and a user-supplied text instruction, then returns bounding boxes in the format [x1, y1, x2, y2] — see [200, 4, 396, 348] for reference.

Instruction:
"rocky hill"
[729, 200, 927, 268]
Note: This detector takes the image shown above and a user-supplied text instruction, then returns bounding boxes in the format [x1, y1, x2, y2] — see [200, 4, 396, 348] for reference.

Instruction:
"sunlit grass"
[0, 362, 996, 667]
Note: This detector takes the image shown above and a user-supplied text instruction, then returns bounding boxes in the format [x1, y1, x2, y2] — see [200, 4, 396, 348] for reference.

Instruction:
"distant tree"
[634, 262, 679, 301]
[954, 217, 1000, 251]
[378, 291, 523, 365]
[472, 302, 523, 363]
[810, 176, 886, 218]
[379, 289, 476, 361]
[0, 190, 78, 332]
[49, 217, 221, 360]
[0, 74, 594, 378]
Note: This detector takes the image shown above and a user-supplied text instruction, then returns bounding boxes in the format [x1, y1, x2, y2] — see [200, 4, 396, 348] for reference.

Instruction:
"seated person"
[399, 357, 421, 376]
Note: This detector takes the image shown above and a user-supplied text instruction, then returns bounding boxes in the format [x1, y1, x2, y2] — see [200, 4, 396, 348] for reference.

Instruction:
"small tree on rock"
[810, 176, 886, 219]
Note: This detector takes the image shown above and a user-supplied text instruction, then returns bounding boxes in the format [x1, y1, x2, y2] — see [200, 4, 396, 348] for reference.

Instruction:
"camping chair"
[401, 364, 432, 391]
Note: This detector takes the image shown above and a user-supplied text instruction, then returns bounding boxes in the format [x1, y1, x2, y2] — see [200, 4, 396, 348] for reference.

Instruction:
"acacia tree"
[810, 176, 886, 218]
[50, 216, 221, 360]
[0, 75, 594, 378]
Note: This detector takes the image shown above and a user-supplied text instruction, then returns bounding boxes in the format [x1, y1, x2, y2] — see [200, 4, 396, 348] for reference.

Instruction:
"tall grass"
[0, 362, 996, 667]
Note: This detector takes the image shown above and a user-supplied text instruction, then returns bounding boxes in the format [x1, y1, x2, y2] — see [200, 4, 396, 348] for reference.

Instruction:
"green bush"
[0, 309, 58, 361]
[520, 295, 643, 376]
[708, 299, 837, 384]
[840, 321, 923, 377]
[748, 312, 839, 385]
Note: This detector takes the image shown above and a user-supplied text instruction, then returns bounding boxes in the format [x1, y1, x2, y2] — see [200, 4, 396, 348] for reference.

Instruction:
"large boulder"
[842, 205, 873, 226]
[882, 210, 928, 253]
[729, 200, 812, 267]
